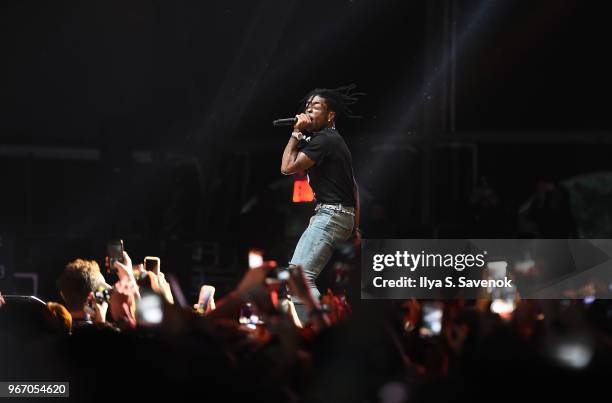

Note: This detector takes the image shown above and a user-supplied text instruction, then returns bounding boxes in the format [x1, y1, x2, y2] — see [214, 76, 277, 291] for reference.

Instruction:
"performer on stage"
[280, 85, 362, 321]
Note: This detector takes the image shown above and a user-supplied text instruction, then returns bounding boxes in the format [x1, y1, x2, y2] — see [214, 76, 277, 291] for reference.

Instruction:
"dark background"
[1, 0, 611, 301]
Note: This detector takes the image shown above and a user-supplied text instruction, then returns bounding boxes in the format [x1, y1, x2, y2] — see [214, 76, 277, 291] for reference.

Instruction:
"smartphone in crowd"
[107, 239, 124, 273]
[144, 256, 161, 275]
[93, 286, 111, 305]
[265, 266, 289, 285]
[248, 249, 264, 269]
[419, 301, 443, 338]
[196, 285, 216, 314]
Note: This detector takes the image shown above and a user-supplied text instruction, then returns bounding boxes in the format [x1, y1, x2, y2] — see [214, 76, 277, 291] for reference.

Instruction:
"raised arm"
[280, 114, 315, 175]
[281, 140, 315, 175]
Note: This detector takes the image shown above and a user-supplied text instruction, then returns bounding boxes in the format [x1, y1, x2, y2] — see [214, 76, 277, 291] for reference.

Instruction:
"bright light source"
[292, 175, 314, 203]
[138, 293, 163, 325]
[420, 303, 443, 337]
[490, 299, 515, 320]
[554, 340, 593, 370]
[248, 249, 264, 269]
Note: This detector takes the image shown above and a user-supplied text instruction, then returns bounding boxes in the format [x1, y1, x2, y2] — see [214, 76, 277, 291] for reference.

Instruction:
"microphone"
[272, 117, 297, 127]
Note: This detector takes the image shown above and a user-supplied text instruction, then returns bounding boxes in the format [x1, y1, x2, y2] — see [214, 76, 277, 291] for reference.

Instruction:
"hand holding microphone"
[293, 113, 312, 132]
[272, 114, 312, 131]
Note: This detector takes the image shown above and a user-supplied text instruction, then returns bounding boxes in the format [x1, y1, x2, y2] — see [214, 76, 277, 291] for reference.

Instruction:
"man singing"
[280, 85, 362, 322]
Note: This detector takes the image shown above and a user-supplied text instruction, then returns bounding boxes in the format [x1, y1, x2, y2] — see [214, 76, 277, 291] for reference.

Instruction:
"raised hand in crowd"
[205, 262, 276, 323]
[156, 271, 174, 305]
[109, 275, 138, 330]
[136, 268, 175, 305]
[85, 291, 107, 323]
[106, 251, 140, 299]
[236, 260, 276, 298]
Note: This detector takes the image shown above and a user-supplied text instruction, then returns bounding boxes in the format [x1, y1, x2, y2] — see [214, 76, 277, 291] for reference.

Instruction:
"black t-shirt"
[298, 128, 356, 206]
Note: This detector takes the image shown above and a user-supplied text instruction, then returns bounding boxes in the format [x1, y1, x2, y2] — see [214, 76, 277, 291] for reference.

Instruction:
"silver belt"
[315, 203, 355, 216]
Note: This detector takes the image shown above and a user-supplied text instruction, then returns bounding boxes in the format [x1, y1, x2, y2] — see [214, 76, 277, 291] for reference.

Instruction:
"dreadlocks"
[299, 84, 365, 120]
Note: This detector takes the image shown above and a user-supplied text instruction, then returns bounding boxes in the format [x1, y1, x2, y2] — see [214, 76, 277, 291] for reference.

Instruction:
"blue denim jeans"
[289, 205, 354, 303]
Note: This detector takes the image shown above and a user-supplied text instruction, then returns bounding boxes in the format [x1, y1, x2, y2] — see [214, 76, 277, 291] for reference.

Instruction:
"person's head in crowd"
[58, 259, 110, 324]
[0, 296, 59, 342]
[47, 301, 72, 335]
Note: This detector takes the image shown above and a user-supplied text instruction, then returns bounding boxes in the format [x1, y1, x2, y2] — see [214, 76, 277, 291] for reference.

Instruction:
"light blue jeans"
[289, 205, 354, 303]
